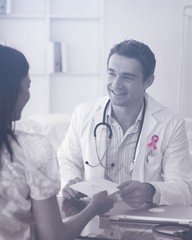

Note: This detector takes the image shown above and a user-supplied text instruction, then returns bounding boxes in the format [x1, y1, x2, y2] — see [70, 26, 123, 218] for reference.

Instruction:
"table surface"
[58, 197, 192, 240]
[59, 198, 157, 240]
[77, 216, 156, 240]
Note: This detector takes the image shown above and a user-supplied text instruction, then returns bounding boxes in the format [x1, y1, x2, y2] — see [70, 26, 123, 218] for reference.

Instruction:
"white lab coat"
[58, 93, 192, 205]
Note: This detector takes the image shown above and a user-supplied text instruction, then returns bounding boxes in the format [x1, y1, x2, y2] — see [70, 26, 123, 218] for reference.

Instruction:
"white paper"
[70, 178, 119, 198]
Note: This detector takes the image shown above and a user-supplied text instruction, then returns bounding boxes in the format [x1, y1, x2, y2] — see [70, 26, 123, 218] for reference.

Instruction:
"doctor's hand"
[117, 181, 156, 208]
[62, 177, 87, 200]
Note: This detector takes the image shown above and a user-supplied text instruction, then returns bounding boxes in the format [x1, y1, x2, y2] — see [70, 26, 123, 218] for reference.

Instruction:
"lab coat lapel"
[135, 95, 159, 158]
[93, 98, 110, 166]
[139, 108, 157, 149]
[132, 95, 162, 180]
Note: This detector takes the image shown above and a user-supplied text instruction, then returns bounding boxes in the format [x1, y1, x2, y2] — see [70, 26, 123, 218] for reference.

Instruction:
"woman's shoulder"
[12, 130, 60, 200]
[15, 130, 52, 147]
[13, 130, 56, 164]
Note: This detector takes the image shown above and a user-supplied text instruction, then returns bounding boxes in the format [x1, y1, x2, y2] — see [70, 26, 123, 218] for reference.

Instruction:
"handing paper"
[70, 178, 119, 198]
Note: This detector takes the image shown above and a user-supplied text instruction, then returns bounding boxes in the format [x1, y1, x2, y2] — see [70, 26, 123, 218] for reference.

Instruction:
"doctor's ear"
[144, 74, 155, 90]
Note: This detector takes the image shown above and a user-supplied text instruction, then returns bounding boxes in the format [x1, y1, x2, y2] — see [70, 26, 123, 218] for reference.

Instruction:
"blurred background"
[0, 0, 192, 118]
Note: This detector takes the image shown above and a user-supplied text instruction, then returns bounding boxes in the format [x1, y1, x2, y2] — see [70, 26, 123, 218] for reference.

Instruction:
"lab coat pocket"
[147, 152, 163, 164]
[145, 153, 163, 180]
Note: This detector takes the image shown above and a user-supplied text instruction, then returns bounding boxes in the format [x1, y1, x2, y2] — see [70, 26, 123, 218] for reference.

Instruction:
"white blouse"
[0, 130, 60, 240]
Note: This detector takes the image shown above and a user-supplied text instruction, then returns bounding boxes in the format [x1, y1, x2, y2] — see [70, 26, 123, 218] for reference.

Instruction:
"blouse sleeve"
[16, 132, 61, 200]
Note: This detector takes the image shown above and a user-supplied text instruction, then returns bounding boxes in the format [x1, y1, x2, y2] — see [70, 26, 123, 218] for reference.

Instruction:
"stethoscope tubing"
[86, 97, 146, 168]
[93, 99, 112, 139]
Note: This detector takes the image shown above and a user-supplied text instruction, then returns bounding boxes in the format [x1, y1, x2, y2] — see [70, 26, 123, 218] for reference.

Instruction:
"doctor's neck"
[111, 98, 144, 133]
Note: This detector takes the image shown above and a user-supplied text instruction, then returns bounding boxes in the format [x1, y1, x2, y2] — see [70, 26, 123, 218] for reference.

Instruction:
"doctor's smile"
[110, 89, 128, 96]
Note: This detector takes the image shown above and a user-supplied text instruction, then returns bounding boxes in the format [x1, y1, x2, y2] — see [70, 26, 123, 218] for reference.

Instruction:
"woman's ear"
[144, 74, 155, 90]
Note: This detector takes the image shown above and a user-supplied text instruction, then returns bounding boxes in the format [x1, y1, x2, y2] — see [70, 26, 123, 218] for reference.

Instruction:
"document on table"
[70, 178, 119, 198]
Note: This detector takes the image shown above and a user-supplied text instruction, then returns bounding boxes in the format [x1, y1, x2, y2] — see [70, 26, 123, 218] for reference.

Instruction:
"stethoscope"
[85, 98, 146, 169]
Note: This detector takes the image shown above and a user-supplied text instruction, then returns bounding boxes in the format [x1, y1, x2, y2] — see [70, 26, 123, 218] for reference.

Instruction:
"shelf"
[29, 73, 49, 77]
[0, 0, 104, 116]
[50, 72, 100, 77]
[49, 16, 101, 21]
[5, 0, 47, 16]
[29, 72, 100, 77]
[0, 14, 46, 19]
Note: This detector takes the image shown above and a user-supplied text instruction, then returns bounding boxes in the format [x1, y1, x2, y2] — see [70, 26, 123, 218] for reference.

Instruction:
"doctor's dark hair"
[107, 39, 156, 80]
[0, 45, 29, 164]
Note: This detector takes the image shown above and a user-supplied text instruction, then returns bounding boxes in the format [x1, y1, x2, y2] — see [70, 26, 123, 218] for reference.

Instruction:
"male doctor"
[58, 39, 192, 207]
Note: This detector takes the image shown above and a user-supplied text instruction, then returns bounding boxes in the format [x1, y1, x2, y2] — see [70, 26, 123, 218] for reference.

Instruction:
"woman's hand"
[89, 191, 114, 215]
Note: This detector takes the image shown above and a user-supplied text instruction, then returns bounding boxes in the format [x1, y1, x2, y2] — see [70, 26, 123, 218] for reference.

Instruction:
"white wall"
[102, 0, 192, 113]
[3, 0, 191, 117]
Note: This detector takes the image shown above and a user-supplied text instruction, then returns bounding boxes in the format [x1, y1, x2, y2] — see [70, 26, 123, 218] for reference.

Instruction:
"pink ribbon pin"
[147, 135, 159, 150]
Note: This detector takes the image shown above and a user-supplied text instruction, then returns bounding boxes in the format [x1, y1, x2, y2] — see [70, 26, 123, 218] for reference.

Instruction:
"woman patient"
[0, 45, 114, 240]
